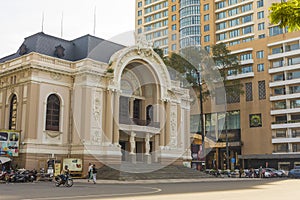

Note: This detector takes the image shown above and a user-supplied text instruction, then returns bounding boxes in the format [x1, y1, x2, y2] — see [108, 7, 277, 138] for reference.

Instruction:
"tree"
[154, 44, 243, 100]
[212, 43, 244, 102]
[269, 0, 300, 32]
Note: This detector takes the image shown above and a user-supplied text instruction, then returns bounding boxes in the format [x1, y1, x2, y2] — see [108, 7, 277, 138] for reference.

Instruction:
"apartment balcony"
[269, 77, 300, 87]
[119, 117, 160, 133]
[227, 71, 254, 80]
[270, 92, 300, 101]
[272, 137, 300, 144]
[271, 107, 300, 115]
[268, 48, 300, 60]
[269, 63, 300, 74]
[271, 120, 300, 129]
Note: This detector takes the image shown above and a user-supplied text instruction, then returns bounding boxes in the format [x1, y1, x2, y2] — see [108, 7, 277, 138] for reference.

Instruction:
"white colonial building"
[0, 32, 191, 174]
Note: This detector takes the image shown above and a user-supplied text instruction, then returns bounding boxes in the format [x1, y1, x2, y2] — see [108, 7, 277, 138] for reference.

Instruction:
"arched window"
[46, 94, 60, 131]
[9, 94, 17, 130]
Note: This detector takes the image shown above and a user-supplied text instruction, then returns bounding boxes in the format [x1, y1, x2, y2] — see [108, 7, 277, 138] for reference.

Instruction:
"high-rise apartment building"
[136, 0, 300, 170]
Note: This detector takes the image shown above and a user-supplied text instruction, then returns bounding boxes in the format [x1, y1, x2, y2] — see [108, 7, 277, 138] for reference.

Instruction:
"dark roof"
[0, 32, 125, 63]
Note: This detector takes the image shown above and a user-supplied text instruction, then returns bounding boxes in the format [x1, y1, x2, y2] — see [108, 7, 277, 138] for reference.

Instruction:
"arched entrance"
[118, 61, 161, 163]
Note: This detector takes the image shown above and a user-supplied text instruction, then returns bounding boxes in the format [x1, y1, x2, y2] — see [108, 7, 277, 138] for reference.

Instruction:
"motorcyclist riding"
[60, 165, 69, 181]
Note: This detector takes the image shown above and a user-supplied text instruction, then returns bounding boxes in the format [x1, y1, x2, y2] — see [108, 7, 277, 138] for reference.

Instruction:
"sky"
[0, 0, 136, 58]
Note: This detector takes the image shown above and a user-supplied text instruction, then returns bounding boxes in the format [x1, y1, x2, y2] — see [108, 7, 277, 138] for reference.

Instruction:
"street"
[1, 178, 299, 200]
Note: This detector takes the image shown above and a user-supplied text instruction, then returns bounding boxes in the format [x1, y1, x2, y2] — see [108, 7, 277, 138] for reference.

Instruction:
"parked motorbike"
[54, 175, 73, 187]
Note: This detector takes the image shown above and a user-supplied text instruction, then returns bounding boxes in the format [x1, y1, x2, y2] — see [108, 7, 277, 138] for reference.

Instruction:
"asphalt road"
[0, 178, 299, 200]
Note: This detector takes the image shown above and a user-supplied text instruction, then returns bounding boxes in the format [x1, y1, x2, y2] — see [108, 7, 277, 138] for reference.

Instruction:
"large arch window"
[9, 94, 17, 130]
[46, 94, 60, 131]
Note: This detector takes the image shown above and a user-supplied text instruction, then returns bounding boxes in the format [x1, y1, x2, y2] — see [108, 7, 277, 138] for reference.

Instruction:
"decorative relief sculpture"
[170, 104, 177, 148]
[135, 34, 154, 57]
[130, 132, 136, 154]
[91, 130, 101, 144]
[145, 133, 150, 155]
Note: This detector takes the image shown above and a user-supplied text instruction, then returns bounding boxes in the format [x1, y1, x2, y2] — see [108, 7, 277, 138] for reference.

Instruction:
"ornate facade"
[0, 32, 191, 174]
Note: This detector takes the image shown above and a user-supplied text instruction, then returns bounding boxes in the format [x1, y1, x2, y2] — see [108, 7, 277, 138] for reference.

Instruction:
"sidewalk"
[75, 177, 264, 184]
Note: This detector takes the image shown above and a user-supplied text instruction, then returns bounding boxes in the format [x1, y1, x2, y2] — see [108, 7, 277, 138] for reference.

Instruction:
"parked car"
[288, 169, 300, 178]
[264, 168, 280, 177]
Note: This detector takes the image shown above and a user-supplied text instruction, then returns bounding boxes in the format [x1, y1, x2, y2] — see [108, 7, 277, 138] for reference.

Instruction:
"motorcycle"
[54, 174, 73, 187]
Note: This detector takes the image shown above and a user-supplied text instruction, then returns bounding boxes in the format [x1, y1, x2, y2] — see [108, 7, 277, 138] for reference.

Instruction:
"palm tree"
[269, 0, 300, 32]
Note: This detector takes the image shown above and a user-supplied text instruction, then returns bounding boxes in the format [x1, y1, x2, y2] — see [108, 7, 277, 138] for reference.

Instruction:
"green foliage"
[106, 68, 114, 73]
[269, 0, 300, 32]
[212, 43, 244, 97]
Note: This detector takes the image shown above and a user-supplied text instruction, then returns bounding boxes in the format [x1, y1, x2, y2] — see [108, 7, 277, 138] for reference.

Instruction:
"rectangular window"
[217, 33, 226, 41]
[216, 1, 226, 9]
[257, 63, 264, 72]
[172, 34, 176, 41]
[290, 86, 300, 94]
[242, 25, 253, 34]
[217, 22, 226, 30]
[257, 11, 264, 19]
[258, 80, 266, 100]
[172, 24, 176, 30]
[245, 82, 253, 101]
[228, 8, 239, 16]
[273, 73, 284, 81]
[274, 87, 285, 95]
[229, 29, 240, 38]
[256, 50, 264, 59]
[258, 34, 265, 39]
[229, 19, 239, 27]
[240, 53, 252, 61]
[229, 40, 240, 46]
[257, 0, 264, 8]
[269, 26, 284, 36]
[138, 10, 142, 16]
[172, 44, 176, 51]
[204, 4, 209, 11]
[204, 24, 210, 32]
[242, 4, 252, 12]
[204, 45, 210, 53]
[204, 14, 209, 21]
[242, 65, 253, 73]
[288, 57, 300, 66]
[138, 19, 142, 25]
[242, 14, 253, 23]
[138, 1, 142, 7]
[258, 22, 265, 30]
[204, 35, 210, 42]
[172, 5, 176, 12]
[172, 14, 176, 21]
[217, 12, 226, 19]
[228, 0, 238, 6]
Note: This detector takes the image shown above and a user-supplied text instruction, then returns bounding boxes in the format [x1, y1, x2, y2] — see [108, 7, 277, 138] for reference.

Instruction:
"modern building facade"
[135, 0, 300, 170]
[0, 32, 192, 174]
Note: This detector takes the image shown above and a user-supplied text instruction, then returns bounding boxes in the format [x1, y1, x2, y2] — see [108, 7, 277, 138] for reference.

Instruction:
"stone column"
[165, 101, 171, 146]
[129, 97, 135, 118]
[104, 89, 113, 144]
[159, 100, 165, 146]
[113, 91, 120, 145]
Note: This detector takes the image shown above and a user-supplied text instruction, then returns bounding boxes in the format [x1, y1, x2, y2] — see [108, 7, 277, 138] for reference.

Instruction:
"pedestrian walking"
[87, 163, 93, 182]
[259, 166, 263, 178]
[92, 164, 97, 184]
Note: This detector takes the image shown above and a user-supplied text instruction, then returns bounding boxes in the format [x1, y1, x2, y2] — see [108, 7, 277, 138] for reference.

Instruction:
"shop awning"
[0, 156, 11, 164]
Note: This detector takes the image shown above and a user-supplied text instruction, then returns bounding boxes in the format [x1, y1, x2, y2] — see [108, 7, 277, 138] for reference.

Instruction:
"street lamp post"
[196, 70, 205, 169]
